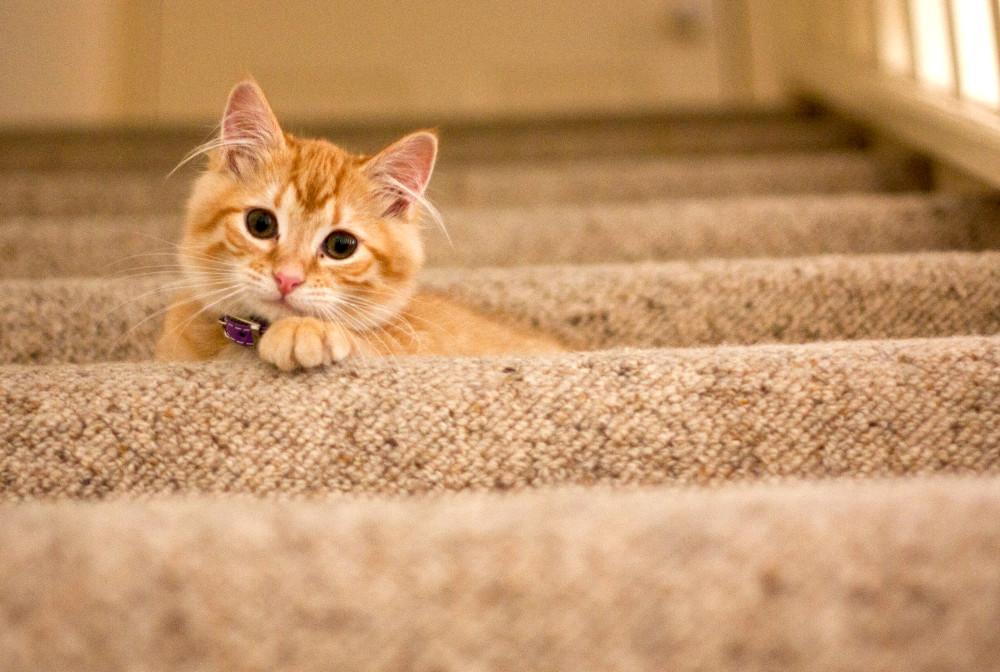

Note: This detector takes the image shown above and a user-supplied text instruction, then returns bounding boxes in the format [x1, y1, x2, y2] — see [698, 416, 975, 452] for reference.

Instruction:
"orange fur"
[155, 80, 564, 369]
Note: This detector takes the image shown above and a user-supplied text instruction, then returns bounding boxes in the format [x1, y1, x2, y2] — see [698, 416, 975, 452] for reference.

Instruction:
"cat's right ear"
[219, 80, 285, 176]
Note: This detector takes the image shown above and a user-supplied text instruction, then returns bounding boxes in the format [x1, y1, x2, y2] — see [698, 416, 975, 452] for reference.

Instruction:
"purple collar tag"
[219, 315, 269, 347]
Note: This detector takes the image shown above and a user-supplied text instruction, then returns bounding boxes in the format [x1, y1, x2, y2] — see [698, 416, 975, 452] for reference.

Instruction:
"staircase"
[2, 109, 1000, 670]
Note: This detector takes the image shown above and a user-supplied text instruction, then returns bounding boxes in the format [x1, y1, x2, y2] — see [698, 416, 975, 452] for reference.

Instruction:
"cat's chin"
[214, 295, 305, 323]
[255, 298, 310, 322]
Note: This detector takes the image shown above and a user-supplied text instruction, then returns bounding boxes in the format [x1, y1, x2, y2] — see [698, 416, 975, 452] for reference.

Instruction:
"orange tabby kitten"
[155, 80, 563, 370]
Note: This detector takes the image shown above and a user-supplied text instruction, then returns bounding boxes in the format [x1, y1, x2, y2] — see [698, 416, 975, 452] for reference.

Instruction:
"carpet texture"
[0, 150, 929, 217]
[2, 111, 1000, 671]
[2, 251, 1000, 364]
[4, 192, 1000, 278]
[0, 110, 863, 170]
[2, 336, 999, 500]
[3, 478, 1000, 672]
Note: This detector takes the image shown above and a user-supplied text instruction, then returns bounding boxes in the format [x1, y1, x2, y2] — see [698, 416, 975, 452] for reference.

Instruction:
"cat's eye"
[322, 231, 358, 259]
[245, 208, 278, 239]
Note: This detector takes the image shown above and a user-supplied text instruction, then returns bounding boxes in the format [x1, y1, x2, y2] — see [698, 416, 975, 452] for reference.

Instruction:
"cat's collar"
[219, 315, 270, 348]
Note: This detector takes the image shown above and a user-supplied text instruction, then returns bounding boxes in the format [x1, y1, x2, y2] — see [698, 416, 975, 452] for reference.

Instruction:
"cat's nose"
[273, 271, 304, 297]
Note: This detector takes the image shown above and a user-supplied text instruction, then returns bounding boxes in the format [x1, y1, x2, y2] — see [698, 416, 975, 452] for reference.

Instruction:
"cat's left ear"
[219, 79, 286, 176]
[363, 131, 438, 219]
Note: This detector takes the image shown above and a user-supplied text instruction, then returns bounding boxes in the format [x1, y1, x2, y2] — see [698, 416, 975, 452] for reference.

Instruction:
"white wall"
[0, 0, 779, 128]
[155, 0, 730, 125]
[0, 0, 119, 125]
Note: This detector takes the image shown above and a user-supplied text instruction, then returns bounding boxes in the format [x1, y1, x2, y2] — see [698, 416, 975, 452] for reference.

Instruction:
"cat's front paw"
[258, 317, 353, 371]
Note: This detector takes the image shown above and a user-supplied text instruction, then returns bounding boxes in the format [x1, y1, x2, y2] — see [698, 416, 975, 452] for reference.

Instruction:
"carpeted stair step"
[2, 251, 997, 365]
[0, 111, 865, 171]
[3, 192, 998, 278]
[431, 150, 930, 207]
[1, 335, 998, 500]
[3, 478, 999, 671]
[3, 108, 998, 672]
[0, 150, 930, 217]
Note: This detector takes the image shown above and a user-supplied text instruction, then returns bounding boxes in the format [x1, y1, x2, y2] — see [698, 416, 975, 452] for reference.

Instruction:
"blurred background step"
[3, 193, 998, 278]
[2, 251, 997, 365]
[3, 480, 999, 668]
[0, 111, 866, 171]
[0, 150, 931, 217]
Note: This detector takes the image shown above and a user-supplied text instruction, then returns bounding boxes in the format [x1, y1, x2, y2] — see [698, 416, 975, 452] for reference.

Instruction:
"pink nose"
[274, 271, 303, 297]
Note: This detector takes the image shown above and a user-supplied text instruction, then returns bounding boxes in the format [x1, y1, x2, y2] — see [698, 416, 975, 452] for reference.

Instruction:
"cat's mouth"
[230, 294, 310, 324]
[265, 295, 308, 316]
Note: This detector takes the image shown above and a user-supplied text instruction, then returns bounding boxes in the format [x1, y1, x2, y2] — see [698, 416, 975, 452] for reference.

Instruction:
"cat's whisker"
[103, 248, 237, 276]
[99, 277, 237, 326]
[118, 249, 234, 266]
[117, 283, 243, 346]
[178, 249, 239, 264]
[164, 128, 237, 180]
[374, 317, 420, 356]
[331, 305, 399, 358]
[159, 285, 247, 343]
[128, 232, 188, 247]
[106, 270, 178, 282]
[109, 263, 233, 277]
[337, 292, 408, 324]
[166, 133, 268, 181]
[315, 304, 375, 368]
[380, 174, 451, 248]
[334, 298, 390, 331]
[340, 293, 438, 336]
[328, 303, 398, 364]
[108, 268, 233, 281]
[100, 252, 178, 274]
[111, 275, 235, 293]
[331, 300, 417, 358]
[339, 296, 423, 350]
[108, 234, 229, 261]
[350, 326, 386, 367]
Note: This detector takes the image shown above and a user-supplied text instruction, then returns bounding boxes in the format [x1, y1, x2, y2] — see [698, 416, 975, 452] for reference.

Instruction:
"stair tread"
[0, 112, 864, 170]
[2, 334, 998, 500]
[0, 150, 930, 217]
[3, 250, 998, 364]
[2, 108, 999, 669]
[2, 477, 999, 669]
[3, 192, 999, 278]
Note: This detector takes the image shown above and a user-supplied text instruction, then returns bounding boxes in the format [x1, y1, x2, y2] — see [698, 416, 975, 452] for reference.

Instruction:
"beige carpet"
[0, 109, 863, 170]
[4, 192, 1000, 277]
[2, 111, 1000, 671]
[3, 479, 1000, 671]
[2, 335, 998, 500]
[2, 251, 1000, 364]
[0, 149, 929, 216]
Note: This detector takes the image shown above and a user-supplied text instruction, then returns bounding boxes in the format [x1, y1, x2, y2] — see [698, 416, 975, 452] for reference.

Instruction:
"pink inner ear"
[221, 82, 283, 174]
[369, 132, 438, 217]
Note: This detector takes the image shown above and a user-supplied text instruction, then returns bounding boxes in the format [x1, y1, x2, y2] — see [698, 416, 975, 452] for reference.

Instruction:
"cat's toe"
[324, 327, 353, 362]
[258, 321, 298, 371]
[294, 321, 328, 368]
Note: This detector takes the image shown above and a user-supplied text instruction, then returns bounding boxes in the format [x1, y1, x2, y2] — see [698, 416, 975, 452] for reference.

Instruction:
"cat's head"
[179, 79, 438, 329]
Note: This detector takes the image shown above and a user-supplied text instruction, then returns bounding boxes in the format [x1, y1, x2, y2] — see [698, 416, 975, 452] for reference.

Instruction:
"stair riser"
[5, 111, 1000, 672]
[2, 253, 997, 364]
[2, 337, 997, 500]
[0, 116, 864, 170]
[1, 480, 998, 670]
[0, 152, 929, 217]
[2, 194, 999, 278]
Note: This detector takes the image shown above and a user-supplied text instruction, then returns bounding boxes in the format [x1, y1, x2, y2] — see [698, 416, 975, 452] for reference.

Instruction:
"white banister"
[944, 0, 963, 97]
[777, 0, 1000, 187]
[994, 1, 1000, 101]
